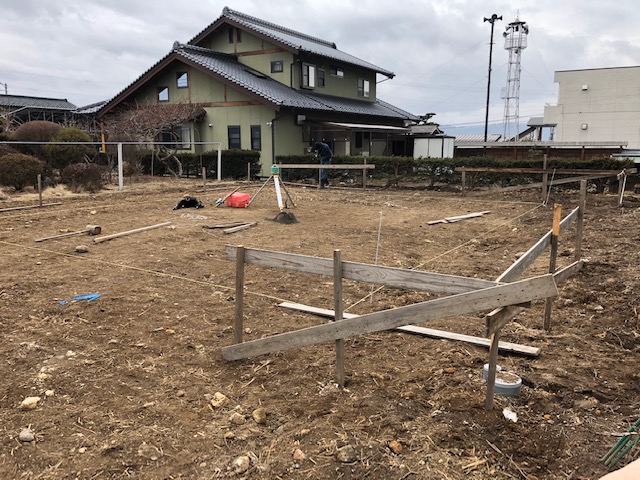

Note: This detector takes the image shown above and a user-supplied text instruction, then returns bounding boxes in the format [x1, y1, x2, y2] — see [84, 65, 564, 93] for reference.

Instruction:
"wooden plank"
[221, 274, 558, 360]
[277, 164, 375, 170]
[226, 245, 498, 294]
[278, 301, 540, 356]
[454, 167, 637, 175]
[487, 260, 584, 335]
[203, 222, 247, 229]
[223, 223, 256, 234]
[495, 173, 614, 193]
[497, 207, 579, 283]
[93, 222, 171, 244]
[428, 211, 491, 225]
[0, 202, 62, 213]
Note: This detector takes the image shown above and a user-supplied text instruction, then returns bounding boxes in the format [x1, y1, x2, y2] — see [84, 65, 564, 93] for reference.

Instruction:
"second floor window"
[330, 66, 344, 78]
[358, 78, 370, 98]
[228, 126, 241, 149]
[158, 87, 169, 102]
[176, 72, 188, 88]
[301, 63, 316, 89]
[317, 69, 325, 87]
[228, 27, 242, 43]
[271, 60, 283, 73]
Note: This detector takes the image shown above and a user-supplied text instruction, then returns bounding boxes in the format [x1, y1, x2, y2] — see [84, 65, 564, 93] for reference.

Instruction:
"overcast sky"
[2, 1, 639, 135]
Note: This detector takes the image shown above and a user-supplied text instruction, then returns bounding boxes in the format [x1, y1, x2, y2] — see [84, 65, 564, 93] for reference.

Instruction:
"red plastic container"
[226, 192, 251, 208]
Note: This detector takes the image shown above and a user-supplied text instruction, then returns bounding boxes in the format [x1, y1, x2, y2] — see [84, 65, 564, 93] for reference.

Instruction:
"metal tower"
[501, 17, 528, 141]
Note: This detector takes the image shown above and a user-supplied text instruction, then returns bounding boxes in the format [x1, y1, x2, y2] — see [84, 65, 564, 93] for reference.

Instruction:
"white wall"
[544, 66, 640, 148]
[413, 137, 454, 158]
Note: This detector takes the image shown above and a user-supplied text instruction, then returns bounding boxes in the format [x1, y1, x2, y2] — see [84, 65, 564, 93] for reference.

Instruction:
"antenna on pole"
[501, 16, 529, 142]
[0, 82, 7, 95]
[483, 14, 502, 151]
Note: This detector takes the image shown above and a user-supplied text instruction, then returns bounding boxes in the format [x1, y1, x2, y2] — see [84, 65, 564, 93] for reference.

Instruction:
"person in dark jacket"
[313, 141, 332, 188]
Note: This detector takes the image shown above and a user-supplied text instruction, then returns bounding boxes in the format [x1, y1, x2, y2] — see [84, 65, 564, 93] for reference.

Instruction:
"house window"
[301, 63, 316, 89]
[358, 78, 370, 98]
[160, 125, 191, 149]
[330, 66, 344, 78]
[158, 86, 169, 102]
[176, 72, 188, 88]
[228, 27, 242, 43]
[271, 60, 283, 73]
[317, 69, 325, 87]
[228, 126, 241, 149]
[250, 125, 261, 150]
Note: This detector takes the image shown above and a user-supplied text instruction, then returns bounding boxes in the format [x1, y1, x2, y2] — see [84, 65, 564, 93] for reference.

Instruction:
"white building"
[543, 66, 640, 148]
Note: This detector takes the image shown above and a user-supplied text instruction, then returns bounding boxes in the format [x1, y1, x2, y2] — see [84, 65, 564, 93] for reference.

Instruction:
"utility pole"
[483, 14, 502, 150]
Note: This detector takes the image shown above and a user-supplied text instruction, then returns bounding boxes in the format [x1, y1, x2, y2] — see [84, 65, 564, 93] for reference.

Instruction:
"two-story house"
[97, 7, 418, 176]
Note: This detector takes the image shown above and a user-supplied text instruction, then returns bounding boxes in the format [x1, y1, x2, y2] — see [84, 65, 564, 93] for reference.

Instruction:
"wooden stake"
[202, 167, 207, 192]
[234, 246, 245, 345]
[334, 250, 345, 388]
[485, 330, 500, 410]
[541, 154, 548, 202]
[93, 222, 171, 243]
[461, 170, 466, 196]
[37, 174, 43, 207]
[576, 180, 586, 261]
[544, 204, 562, 331]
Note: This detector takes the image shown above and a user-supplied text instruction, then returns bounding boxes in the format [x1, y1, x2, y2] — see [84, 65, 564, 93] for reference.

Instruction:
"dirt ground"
[0, 177, 639, 480]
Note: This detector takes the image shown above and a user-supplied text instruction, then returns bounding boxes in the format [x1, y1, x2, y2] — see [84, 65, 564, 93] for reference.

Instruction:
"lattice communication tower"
[501, 17, 528, 141]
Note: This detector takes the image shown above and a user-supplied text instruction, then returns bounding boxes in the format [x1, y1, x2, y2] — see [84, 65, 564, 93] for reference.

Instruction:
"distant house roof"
[75, 100, 108, 115]
[454, 134, 502, 143]
[410, 124, 445, 135]
[189, 7, 395, 78]
[99, 43, 417, 121]
[0, 94, 76, 111]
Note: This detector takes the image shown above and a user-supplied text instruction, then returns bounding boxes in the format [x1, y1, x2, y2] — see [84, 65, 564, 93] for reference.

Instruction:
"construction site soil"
[0, 178, 638, 480]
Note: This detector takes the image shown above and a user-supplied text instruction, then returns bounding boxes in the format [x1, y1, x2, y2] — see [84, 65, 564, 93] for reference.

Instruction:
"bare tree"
[104, 103, 205, 177]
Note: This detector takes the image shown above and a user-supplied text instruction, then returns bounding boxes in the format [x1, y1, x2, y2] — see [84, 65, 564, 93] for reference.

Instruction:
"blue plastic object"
[59, 293, 101, 305]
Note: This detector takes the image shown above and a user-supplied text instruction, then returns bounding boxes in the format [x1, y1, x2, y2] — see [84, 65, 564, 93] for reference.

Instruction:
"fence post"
[117, 142, 124, 191]
[544, 204, 562, 331]
[485, 330, 500, 410]
[234, 246, 246, 345]
[575, 180, 586, 261]
[37, 174, 43, 207]
[334, 250, 345, 388]
[202, 167, 207, 192]
[541, 154, 548, 202]
[461, 169, 466, 196]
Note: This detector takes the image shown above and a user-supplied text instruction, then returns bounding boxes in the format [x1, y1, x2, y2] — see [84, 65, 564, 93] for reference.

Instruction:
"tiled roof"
[174, 44, 416, 120]
[454, 134, 502, 142]
[75, 100, 108, 114]
[0, 94, 76, 111]
[190, 7, 395, 78]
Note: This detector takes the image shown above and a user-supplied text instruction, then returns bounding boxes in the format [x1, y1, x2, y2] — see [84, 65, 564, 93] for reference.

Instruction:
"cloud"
[1, 0, 638, 131]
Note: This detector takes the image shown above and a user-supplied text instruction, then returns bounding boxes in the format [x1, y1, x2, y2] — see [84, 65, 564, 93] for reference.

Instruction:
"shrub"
[0, 153, 45, 190]
[13, 121, 62, 160]
[43, 128, 94, 170]
[60, 163, 107, 193]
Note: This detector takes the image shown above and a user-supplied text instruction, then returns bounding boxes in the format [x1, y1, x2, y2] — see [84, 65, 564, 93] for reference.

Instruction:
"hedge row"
[274, 154, 636, 187]
[136, 149, 261, 179]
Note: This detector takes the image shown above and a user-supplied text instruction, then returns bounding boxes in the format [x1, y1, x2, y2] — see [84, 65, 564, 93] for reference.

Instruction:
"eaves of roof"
[189, 7, 395, 78]
[98, 43, 416, 122]
[0, 94, 76, 111]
